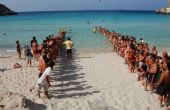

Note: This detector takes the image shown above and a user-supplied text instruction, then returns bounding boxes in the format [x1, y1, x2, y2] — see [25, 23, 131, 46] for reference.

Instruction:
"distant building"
[156, 0, 170, 14]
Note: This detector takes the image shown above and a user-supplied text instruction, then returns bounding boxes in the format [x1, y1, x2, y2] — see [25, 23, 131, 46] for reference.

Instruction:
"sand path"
[48, 52, 166, 110]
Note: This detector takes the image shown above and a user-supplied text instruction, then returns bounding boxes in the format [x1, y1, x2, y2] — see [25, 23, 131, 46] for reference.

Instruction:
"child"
[26, 48, 33, 67]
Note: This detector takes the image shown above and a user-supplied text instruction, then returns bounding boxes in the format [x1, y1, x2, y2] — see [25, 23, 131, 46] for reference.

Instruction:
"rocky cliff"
[0, 4, 17, 16]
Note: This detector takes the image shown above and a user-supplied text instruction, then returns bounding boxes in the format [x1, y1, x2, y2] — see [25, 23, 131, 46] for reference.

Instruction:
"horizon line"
[17, 9, 155, 13]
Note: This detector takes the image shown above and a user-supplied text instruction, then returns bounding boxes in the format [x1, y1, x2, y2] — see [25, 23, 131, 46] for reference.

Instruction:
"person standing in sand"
[156, 61, 170, 107]
[38, 54, 48, 78]
[147, 56, 158, 94]
[30, 36, 37, 47]
[151, 46, 158, 57]
[26, 47, 33, 67]
[32, 41, 38, 60]
[63, 37, 74, 59]
[16, 40, 21, 59]
[37, 61, 54, 98]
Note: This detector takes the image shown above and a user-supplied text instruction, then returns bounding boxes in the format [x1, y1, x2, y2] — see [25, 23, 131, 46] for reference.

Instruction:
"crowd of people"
[16, 29, 68, 98]
[14, 25, 170, 107]
[97, 27, 170, 107]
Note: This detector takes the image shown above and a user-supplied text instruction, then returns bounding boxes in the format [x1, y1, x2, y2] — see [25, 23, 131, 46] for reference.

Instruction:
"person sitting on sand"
[13, 63, 22, 69]
[63, 37, 74, 59]
[156, 61, 170, 107]
[37, 61, 54, 98]
[16, 40, 21, 59]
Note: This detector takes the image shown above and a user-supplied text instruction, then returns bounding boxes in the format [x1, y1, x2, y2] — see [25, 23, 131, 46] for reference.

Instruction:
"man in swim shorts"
[156, 61, 170, 107]
[63, 37, 74, 59]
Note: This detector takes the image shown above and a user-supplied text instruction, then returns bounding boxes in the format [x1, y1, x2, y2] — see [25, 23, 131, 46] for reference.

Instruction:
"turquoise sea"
[0, 10, 170, 52]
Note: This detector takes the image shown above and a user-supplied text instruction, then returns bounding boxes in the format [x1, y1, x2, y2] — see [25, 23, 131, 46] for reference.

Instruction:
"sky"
[0, 0, 168, 12]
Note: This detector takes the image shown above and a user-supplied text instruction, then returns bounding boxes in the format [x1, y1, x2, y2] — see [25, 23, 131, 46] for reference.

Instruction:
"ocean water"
[0, 10, 170, 52]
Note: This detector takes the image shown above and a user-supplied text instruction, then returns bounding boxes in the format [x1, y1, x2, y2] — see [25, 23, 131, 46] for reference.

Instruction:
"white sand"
[0, 51, 169, 110]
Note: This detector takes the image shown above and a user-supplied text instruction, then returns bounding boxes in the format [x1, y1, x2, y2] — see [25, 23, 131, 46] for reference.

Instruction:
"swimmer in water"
[93, 27, 97, 33]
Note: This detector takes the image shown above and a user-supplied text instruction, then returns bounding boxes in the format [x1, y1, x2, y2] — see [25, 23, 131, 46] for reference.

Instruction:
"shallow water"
[0, 11, 170, 52]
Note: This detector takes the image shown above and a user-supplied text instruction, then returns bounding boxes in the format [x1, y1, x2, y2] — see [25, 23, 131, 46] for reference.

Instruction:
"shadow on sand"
[49, 50, 99, 99]
[26, 99, 47, 110]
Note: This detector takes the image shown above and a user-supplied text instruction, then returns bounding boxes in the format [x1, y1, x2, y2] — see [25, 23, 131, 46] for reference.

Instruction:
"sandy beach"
[1, 0, 170, 110]
[0, 50, 169, 110]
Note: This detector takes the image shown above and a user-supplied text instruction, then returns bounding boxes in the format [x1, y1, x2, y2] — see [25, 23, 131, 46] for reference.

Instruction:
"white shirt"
[38, 67, 52, 84]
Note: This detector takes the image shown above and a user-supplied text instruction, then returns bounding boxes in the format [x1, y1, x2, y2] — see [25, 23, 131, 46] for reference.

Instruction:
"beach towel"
[13, 63, 22, 69]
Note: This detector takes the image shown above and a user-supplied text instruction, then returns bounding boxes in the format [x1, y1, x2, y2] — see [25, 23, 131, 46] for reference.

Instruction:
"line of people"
[33, 30, 66, 98]
[16, 29, 67, 98]
[97, 26, 170, 108]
